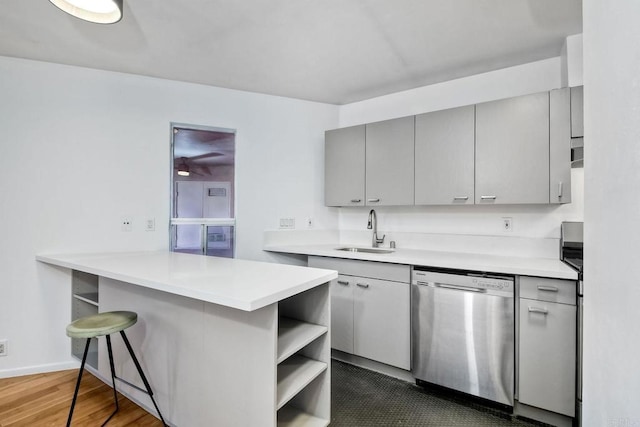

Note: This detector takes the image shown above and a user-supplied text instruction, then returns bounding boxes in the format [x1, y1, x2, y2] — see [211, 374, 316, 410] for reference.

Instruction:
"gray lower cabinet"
[325, 125, 366, 207]
[518, 277, 576, 417]
[365, 116, 415, 206]
[330, 274, 355, 354]
[415, 105, 475, 205]
[309, 256, 410, 369]
[475, 92, 550, 204]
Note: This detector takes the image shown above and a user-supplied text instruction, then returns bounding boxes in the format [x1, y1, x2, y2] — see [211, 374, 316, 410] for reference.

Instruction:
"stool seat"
[66, 311, 137, 339]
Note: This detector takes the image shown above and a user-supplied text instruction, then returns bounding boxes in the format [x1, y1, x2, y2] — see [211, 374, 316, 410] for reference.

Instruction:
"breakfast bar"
[37, 251, 337, 427]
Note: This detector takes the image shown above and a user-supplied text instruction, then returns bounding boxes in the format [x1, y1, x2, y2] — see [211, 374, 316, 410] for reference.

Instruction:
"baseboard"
[331, 349, 414, 383]
[0, 360, 80, 379]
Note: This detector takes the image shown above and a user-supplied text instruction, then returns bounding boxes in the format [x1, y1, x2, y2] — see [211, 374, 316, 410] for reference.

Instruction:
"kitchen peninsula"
[37, 251, 337, 427]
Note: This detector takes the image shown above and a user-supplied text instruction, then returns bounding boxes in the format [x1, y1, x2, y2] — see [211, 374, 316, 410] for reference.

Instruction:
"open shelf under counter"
[277, 355, 327, 410]
[277, 405, 329, 427]
[277, 317, 328, 364]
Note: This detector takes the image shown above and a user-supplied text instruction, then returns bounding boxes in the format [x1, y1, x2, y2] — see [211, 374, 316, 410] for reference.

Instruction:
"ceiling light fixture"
[177, 158, 190, 177]
[49, 0, 123, 24]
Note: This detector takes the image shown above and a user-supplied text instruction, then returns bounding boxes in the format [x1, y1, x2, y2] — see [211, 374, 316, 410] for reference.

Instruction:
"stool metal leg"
[66, 338, 91, 427]
[102, 334, 120, 426]
[120, 330, 168, 427]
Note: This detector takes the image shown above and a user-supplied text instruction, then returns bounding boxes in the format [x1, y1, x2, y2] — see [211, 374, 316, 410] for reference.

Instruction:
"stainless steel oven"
[411, 268, 515, 406]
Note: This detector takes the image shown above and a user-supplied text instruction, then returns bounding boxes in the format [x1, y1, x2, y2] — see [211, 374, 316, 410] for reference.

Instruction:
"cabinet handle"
[337, 280, 350, 286]
[367, 198, 380, 203]
[480, 195, 497, 200]
[356, 283, 369, 289]
[528, 306, 549, 315]
[537, 286, 559, 292]
[558, 182, 563, 198]
[454, 196, 469, 201]
[350, 199, 362, 203]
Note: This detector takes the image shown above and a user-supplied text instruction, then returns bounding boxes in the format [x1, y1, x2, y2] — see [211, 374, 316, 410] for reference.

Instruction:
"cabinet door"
[325, 125, 365, 206]
[415, 105, 475, 205]
[330, 275, 354, 354]
[571, 86, 584, 138]
[353, 277, 410, 369]
[550, 88, 572, 204]
[476, 92, 550, 204]
[518, 298, 576, 417]
[365, 116, 415, 206]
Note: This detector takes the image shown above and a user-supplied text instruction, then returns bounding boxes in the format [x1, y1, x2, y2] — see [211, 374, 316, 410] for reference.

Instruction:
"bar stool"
[66, 311, 167, 426]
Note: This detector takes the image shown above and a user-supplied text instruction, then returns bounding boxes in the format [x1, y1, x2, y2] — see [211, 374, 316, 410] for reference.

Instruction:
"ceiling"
[0, 0, 582, 105]
[173, 127, 235, 170]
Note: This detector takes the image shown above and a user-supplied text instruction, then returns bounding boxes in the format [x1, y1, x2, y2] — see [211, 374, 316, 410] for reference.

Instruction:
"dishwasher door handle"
[435, 283, 487, 293]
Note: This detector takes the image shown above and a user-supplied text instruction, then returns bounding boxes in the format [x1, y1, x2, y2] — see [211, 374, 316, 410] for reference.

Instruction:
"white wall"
[0, 56, 339, 376]
[583, 1, 640, 425]
[337, 57, 583, 242]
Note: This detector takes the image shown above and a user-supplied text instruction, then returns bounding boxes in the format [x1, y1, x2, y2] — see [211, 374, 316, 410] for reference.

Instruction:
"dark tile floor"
[331, 360, 542, 426]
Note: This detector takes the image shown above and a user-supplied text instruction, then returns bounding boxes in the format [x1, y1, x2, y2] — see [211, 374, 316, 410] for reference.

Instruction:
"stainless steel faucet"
[367, 209, 385, 248]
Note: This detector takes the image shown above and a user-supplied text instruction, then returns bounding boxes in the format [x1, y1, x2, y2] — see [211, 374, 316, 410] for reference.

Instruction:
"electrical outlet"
[0, 340, 7, 357]
[121, 217, 132, 232]
[306, 217, 313, 228]
[145, 217, 155, 231]
[502, 217, 513, 232]
[279, 218, 295, 229]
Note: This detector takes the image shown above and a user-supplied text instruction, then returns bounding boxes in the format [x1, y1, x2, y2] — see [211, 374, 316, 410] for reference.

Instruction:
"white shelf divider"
[277, 355, 327, 410]
[277, 317, 328, 364]
[277, 405, 329, 427]
[73, 292, 99, 306]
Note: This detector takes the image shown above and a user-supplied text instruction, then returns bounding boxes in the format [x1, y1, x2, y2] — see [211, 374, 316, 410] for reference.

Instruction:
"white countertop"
[264, 244, 578, 280]
[37, 251, 337, 311]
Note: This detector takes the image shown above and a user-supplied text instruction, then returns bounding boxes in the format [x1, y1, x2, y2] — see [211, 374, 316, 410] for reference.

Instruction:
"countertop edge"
[37, 253, 338, 311]
[264, 245, 578, 281]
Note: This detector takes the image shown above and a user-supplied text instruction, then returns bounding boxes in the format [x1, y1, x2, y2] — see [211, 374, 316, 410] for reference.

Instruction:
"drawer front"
[519, 276, 576, 305]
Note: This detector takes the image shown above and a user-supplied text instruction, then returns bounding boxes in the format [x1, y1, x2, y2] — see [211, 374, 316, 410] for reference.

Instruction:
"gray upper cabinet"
[570, 86, 584, 138]
[550, 88, 572, 204]
[475, 92, 550, 204]
[365, 116, 415, 206]
[325, 125, 366, 207]
[415, 105, 475, 205]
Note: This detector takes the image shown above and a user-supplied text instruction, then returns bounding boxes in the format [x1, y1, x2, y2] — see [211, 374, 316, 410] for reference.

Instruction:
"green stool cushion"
[66, 311, 138, 339]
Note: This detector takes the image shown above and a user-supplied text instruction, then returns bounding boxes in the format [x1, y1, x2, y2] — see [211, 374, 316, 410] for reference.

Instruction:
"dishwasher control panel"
[412, 270, 514, 297]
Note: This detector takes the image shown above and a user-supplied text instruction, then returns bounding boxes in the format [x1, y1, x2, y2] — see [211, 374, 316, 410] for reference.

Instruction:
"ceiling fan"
[174, 152, 223, 177]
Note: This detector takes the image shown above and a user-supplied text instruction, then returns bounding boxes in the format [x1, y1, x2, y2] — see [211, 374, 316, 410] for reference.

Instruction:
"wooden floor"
[0, 370, 163, 426]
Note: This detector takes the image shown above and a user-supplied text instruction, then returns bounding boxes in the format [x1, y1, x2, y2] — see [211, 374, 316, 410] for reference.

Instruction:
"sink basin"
[335, 247, 395, 254]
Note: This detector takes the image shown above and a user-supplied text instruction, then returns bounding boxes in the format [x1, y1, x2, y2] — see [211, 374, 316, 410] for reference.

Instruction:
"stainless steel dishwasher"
[412, 268, 515, 406]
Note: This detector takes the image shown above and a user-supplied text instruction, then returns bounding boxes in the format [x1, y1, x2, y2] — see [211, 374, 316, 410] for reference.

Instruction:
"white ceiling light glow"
[49, 0, 123, 24]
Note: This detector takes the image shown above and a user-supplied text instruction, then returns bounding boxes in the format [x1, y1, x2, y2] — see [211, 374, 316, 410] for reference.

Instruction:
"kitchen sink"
[335, 247, 395, 254]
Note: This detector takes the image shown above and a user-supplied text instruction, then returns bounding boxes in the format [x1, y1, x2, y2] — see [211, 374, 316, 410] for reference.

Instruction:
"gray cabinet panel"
[330, 275, 354, 354]
[325, 125, 365, 206]
[570, 86, 584, 138]
[550, 88, 572, 204]
[354, 278, 410, 370]
[366, 116, 415, 206]
[415, 106, 475, 205]
[518, 298, 576, 417]
[476, 92, 550, 204]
